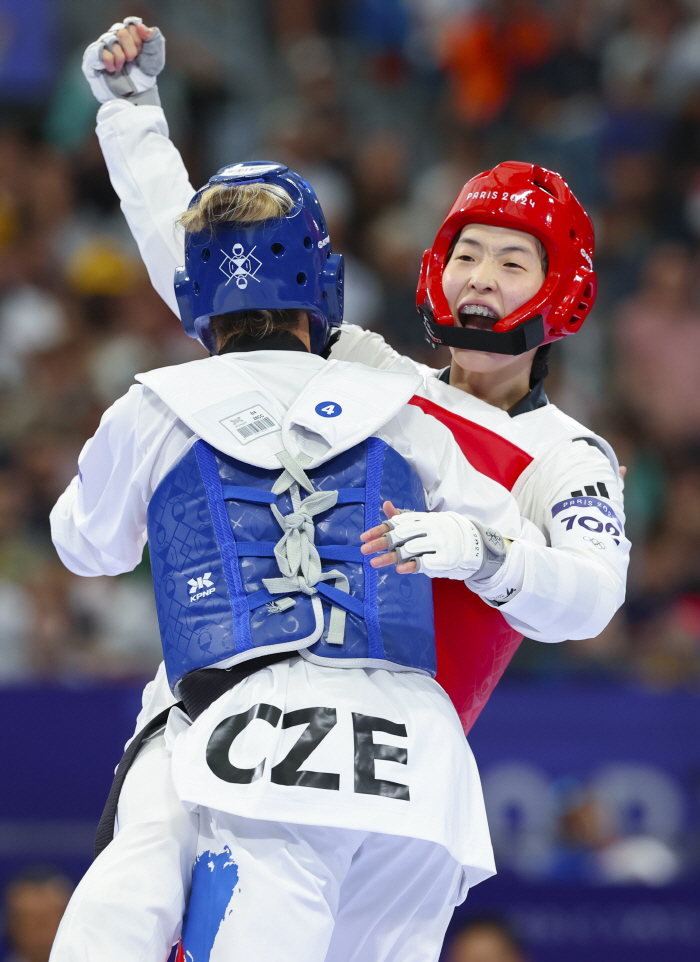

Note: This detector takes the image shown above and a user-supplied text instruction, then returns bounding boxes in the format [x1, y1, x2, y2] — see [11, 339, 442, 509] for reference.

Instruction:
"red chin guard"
[417, 161, 597, 355]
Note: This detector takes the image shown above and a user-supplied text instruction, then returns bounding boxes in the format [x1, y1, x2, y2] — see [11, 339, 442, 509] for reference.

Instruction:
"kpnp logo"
[220, 243, 262, 289]
[188, 572, 215, 603]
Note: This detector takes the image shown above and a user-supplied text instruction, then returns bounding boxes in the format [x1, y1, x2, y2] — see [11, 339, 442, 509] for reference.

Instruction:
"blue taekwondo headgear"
[174, 161, 344, 356]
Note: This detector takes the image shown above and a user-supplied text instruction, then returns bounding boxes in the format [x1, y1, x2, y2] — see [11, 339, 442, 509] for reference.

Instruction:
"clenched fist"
[82, 16, 165, 104]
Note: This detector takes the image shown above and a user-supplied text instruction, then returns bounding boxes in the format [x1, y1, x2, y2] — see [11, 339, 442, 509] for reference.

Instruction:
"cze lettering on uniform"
[206, 703, 282, 784]
[352, 713, 410, 801]
[271, 707, 339, 790]
[205, 706, 409, 797]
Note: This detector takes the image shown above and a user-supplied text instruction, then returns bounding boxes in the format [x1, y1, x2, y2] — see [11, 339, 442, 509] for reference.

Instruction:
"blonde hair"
[179, 182, 294, 234]
[179, 181, 304, 353]
[209, 308, 303, 351]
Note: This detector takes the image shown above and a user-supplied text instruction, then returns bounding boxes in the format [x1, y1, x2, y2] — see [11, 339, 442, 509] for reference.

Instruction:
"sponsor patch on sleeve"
[551, 497, 624, 544]
[552, 496, 621, 525]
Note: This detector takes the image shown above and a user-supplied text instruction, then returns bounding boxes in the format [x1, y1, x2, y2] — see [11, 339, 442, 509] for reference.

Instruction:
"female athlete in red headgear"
[418, 161, 596, 355]
[359, 161, 612, 733]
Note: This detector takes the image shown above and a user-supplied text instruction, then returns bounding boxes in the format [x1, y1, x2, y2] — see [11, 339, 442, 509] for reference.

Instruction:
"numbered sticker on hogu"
[315, 401, 342, 418]
[551, 495, 623, 545]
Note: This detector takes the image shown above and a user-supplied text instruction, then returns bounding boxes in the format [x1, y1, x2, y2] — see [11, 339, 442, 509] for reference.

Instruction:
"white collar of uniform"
[137, 353, 421, 469]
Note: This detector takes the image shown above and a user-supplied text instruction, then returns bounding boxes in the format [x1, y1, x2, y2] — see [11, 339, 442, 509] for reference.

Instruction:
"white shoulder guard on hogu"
[82, 17, 165, 105]
[384, 511, 509, 581]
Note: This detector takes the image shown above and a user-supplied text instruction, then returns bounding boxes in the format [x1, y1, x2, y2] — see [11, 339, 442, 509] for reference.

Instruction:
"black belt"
[94, 651, 292, 859]
[178, 651, 291, 721]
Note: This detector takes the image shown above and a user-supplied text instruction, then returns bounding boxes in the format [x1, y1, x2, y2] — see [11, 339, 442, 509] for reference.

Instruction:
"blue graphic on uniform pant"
[181, 848, 239, 961]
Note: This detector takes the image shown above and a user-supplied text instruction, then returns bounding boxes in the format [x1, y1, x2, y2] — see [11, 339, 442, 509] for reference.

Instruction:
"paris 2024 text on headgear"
[174, 161, 344, 356]
[417, 161, 597, 355]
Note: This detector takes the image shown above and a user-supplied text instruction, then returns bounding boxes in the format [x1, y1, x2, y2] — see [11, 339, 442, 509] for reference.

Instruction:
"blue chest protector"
[147, 437, 436, 691]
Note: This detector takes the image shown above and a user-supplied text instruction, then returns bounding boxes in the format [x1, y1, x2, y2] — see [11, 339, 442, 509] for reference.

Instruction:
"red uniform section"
[409, 394, 533, 490]
[408, 395, 534, 733]
[432, 580, 525, 733]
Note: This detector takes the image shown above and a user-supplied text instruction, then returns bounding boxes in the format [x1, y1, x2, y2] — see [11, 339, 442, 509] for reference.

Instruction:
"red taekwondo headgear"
[416, 161, 597, 355]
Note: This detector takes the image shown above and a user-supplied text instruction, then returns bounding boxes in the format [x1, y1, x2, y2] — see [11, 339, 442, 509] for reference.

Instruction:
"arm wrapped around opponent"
[361, 502, 520, 604]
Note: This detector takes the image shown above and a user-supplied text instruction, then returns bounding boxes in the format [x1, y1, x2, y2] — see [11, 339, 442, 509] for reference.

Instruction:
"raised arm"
[97, 100, 194, 315]
[83, 19, 444, 377]
[82, 18, 194, 315]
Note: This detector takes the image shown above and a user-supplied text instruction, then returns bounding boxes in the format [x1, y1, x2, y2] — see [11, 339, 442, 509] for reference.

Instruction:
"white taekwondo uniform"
[50, 351, 526, 962]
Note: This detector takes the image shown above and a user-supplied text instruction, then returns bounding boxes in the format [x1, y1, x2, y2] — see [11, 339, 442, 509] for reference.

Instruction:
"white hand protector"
[384, 511, 509, 581]
[82, 17, 165, 104]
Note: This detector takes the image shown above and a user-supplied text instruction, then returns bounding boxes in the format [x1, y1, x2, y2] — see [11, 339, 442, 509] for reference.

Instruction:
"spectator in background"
[614, 243, 700, 451]
[600, 0, 684, 107]
[438, 0, 554, 127]
[445, 915, 526, 962]
[625, 463, 700, 688]
[3, 866, 72, 962]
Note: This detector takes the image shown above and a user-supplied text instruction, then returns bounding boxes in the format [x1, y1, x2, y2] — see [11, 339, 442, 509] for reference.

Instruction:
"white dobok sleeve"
[328, 324, 431, 373]
[50, 386, 193, 577]
[490, 439, 630, 643]
[95, 100, 195, 316]
[379, 405, 524, 542]
[328, 324, 443, 377]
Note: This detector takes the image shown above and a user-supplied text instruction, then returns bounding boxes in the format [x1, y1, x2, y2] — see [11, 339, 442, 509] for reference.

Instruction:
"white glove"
[82, 17, 165, 104]
[384, 511, 509, 581]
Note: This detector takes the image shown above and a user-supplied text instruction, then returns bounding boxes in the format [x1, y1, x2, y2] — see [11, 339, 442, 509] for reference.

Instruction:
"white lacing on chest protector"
[262, 449, 351, 645]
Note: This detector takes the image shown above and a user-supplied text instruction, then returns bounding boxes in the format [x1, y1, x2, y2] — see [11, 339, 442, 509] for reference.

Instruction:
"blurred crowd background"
[4, 1, 700, 958]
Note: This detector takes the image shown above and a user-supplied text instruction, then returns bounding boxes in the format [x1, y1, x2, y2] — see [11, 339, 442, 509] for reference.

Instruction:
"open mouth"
[457, 303, 500, 331]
